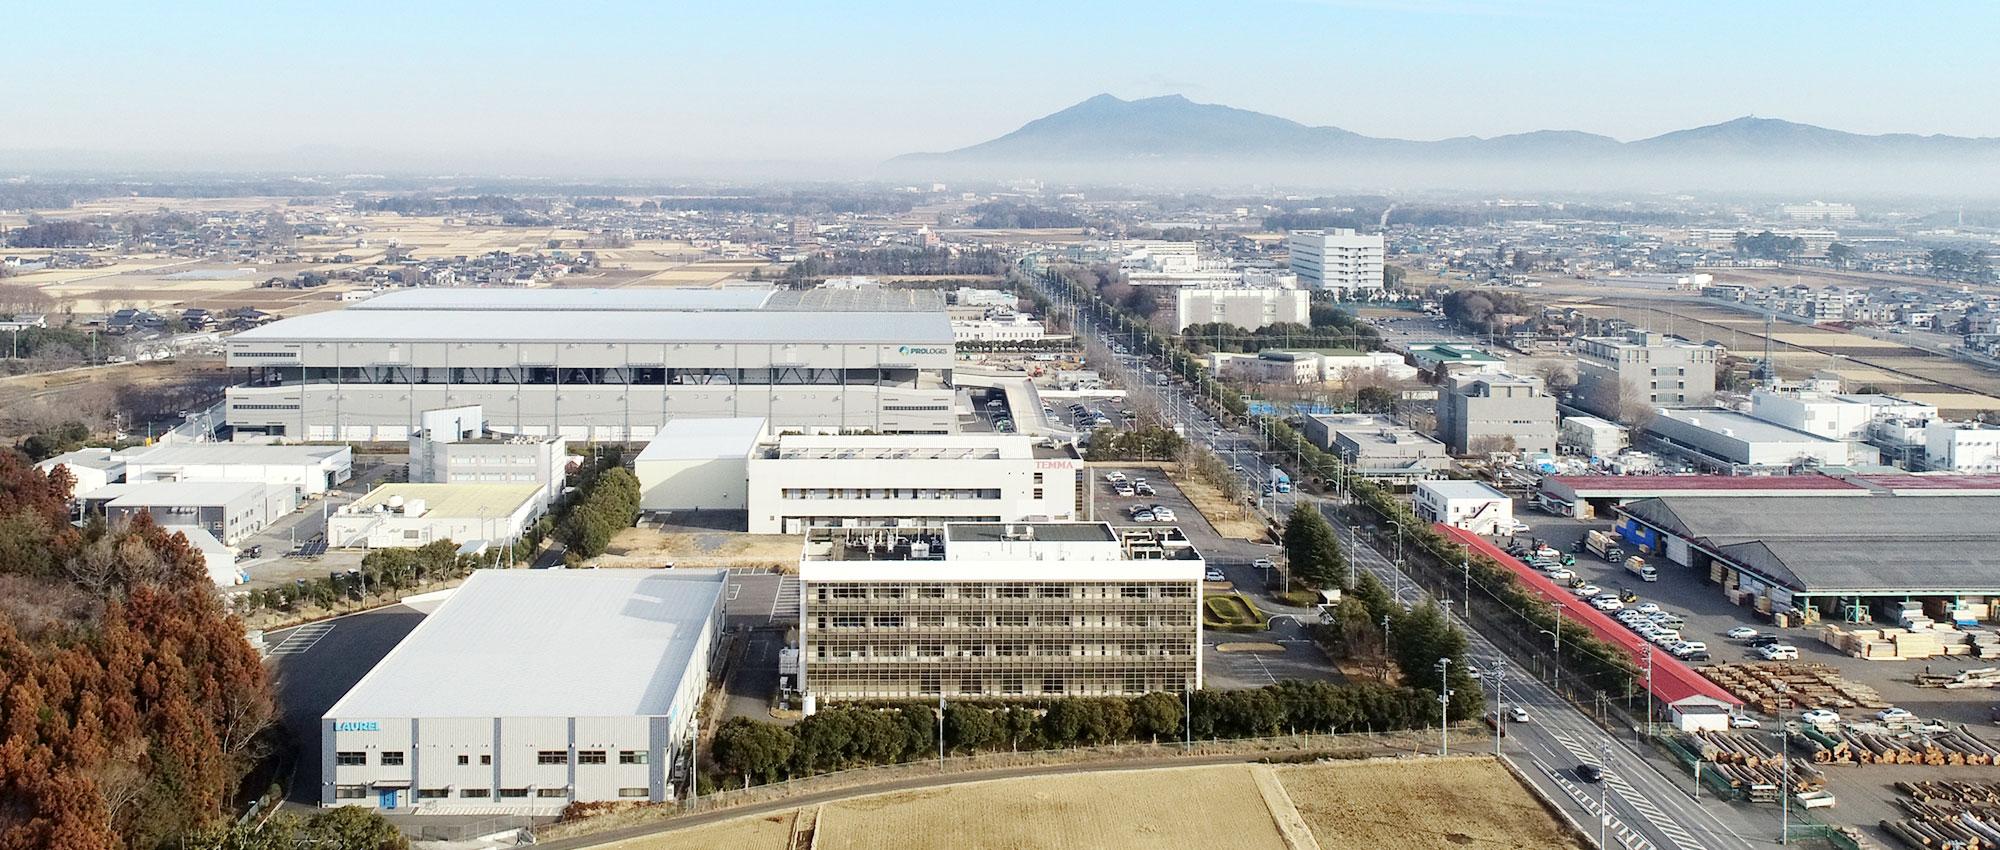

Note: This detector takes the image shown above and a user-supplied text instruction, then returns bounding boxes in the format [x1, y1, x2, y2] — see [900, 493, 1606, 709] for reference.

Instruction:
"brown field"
[813, 764, 1292, 850]
[1277, 757, 1585, 850]
[582, 757, 1576, 850]
[600, 528, 805, 569]
[1174, 470, 1269, 540]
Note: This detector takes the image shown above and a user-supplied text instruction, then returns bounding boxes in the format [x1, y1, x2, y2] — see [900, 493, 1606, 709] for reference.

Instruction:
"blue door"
[378, 789, 399, 809]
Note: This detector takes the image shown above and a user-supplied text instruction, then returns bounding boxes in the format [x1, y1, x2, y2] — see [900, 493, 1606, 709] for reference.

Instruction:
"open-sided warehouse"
[321, 570, 725, 812]
[1535, 474, 1866, 518]
[1614, 495, 2000, 623]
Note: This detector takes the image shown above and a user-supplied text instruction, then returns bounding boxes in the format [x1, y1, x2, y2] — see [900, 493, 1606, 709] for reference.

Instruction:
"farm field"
[1277, 757, 1587, 850]
[587, 809, 799, 850]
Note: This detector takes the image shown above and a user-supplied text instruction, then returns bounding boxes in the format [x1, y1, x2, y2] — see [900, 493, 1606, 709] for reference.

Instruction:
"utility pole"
[1461, 558, 1471, 619]
[1184, 689, 1192, 753]
[1489, 664, 1505, 759]
[938, 694, 945, 771]
[1778, 729, 1790, 845]
[1435, 658, 1452, 757]
[1643, 645, 1655, 737]
[1598, 742, 1612, 850]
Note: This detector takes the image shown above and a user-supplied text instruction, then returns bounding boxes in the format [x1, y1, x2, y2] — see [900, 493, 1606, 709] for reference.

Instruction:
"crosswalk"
[1538, 758, 1657, 850]
[267, 622, 334, 656]
[1548, 730, 1705, 850]
[772, 576, 801, 619]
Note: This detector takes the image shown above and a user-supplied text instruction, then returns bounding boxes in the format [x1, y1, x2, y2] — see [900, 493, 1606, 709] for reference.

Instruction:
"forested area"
[0, 451, 276, 849]
[5, 220, 107, 248]
[969, 202, 1084, 229]
[1441, 289, 1538, 336]
[778, 247, 1007, 282]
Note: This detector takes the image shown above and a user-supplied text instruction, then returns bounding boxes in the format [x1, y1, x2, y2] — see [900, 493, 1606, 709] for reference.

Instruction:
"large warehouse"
[321, 569, 725, 811]
[225, 288, 957, 441]
[1614, 495, 2000, 623]
[799, 522, 1203, 702]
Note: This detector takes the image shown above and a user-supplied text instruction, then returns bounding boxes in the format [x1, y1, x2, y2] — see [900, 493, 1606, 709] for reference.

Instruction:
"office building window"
[1033, 488, 1043, 499]
[335, 785, 366, 799]
[537, 751, 568, 765]
[418, 788, 450, 800]
[481, 755, 492, 765]
[537, 788, 568, 798]
[499, 788, 530, 799]
[619, 751, 648, 765]
[457, 755, 469, 766]
[577, 750, 607, 765]
[336, 752, 366, 766]
[460, 788, 490, 799]
[619, 787, 650, 798]
[1033, 472, 1044, 484]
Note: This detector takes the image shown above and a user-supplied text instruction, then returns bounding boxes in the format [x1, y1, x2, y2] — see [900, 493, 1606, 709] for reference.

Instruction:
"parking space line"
[268, 623, 335, 656]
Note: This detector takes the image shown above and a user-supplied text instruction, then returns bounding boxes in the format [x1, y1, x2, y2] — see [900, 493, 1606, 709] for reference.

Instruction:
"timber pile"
[1885, 781, 2000, 850]
[1671, 730, 1823, 792]
[1825, 625, 2000, 661]
[1919, 668, 2000, 690]
[1800, 725, 2000, 767]
[1697, 662, 1892, 713]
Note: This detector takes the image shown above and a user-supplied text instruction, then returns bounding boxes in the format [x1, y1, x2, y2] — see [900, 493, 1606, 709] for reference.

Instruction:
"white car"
[1726, 627, 1760, 640]
[1509, 706, 1532, 723]
[1876, 707, 1915, 722]
[1672, 641, 1708, 657]
[1571, 584, 1602, 598]
[1634, 602, 1661, 615]
[1505, 521, 1531, 535]
[1204, 568, 1226, 582]
[1758, 644, 1800, 661]
[1152, 509, 1178, 522]
[1545, 568, 1576, 583]
[1132, 510, 1156, 522]
[1104, 471, 1128, 482]
[1591, 597, 1624, 612]
[1253, 558, 1275, 571]
[1801, 709, 1841, 725]
[1649, 632, 1681, 647]
[1730, 714, 1762, 729]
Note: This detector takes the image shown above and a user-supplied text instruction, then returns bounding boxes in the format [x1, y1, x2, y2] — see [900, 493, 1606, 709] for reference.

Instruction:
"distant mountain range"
[890, 95, 2000, 192]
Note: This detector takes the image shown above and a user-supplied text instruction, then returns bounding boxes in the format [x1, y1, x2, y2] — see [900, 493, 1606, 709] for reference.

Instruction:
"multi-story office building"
[799, 523, 1203, 701]
[1301, 414, 1450, 483]
[224, 288, 956, 441]
[1926, 422, 2000, 473]
[1169, 287, 1310, 332]
[1574, 330, 1723, 418]
[747, 434, 1079, 534]
[321, 570, 723, 811]
[1435, 373, 1558, 455]
[407, 406, 569, 510]
[1286, 229, 1384, 292]
[1780, 201, 1858, 221]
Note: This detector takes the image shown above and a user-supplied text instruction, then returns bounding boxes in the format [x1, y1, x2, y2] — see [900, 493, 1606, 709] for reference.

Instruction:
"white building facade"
[1412, 480, 1514, 536]
[748, 435, 1078, 534]
[119, 444, 353, 499]
[1170, 288, 1310, 332]
[326, 484, 544, 549]
[1926, 423, 2000, 473]
[1287, 229, 1384, 292]
[322, 570, 724, 811]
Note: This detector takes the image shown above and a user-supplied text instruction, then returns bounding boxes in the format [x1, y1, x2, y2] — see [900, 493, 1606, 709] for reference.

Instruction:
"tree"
[713, 717, 796, 786]
[1826, 242, 1855, 268]
[298, 806, 409, 850]
[1355, 385, 1398, 414]
[1130, 692, 1184, 743]
[1284, 503, 1346, 588]
[943, 703, 1000, 754]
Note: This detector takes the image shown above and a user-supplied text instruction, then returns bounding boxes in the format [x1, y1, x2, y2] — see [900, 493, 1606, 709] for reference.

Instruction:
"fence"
[529, 728, 1443, 843]
[403, 813, 548, 842]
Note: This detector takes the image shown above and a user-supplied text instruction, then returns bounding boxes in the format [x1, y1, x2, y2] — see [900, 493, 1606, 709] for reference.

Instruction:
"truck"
[1586, 530, 1624, 563]
[1270, 466, 1292, 493]
[1624, 556, 1658, 582]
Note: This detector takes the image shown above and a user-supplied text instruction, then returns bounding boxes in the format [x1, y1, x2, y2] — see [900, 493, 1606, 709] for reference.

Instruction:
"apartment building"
[799, 523, 1203, 702]
[1286, 229, 1384, 292]
[747, 435, 1079, 534]
[1574, 330, 1723, 418]
[1169, 287, 1309, 332]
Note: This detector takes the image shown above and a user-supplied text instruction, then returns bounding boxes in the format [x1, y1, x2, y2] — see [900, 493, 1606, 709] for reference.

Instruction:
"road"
[1033, 270, 1783, 849]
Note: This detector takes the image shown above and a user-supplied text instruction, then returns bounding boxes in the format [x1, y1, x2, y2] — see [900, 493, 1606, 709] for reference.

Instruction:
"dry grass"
[813, 763, 1291, 850]
[1215, 642, 1285, 653]
[1173, 471, 1269, 541]
[587, 809, 798, 850]
[1277, 756, 1585, 850]
[601, 528, 804, 569]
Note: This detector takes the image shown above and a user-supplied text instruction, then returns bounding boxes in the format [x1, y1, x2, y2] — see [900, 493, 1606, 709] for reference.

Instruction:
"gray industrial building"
[224, 288, 957, 442]
[1615, 495, 2000, 622]
[1642, 408, 1863, 474]
[1435, 373, 1557, 455]
[1574, 330, 1723, 418]
[1301, 414, 1449, 483]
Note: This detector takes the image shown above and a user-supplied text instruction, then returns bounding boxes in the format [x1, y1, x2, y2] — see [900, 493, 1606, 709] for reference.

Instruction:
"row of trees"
[710, 680, 1447, 789]
[1179, 321, 1382, 355]
[1929, 248, 1994, 284]
[969, 202, 1084, 229]
[1082, 425, 1186, 462]
[235, 539, 480, 614]
[4, 219, 104, 247]
[557, 458, 641, 559]
[1441, 289, 1536, 337]
[182, 807, 405, 850]
[1732, 230, 1805, 260]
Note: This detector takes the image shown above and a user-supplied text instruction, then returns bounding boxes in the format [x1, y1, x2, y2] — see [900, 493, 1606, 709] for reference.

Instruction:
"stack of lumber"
[1884, 782, 2000, 850]
[1696, 662, 1892, 713]
[1882, 815, 2000, 849]
[1922, 668, 2000, 690]
[1801, 725, 2000, 767]
[1671, 731, 1823, 791]
[1825, 624, 2000, 661]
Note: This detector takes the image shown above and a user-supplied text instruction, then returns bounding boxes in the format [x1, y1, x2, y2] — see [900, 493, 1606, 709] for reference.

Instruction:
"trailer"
[1586, 529, 1624, 563]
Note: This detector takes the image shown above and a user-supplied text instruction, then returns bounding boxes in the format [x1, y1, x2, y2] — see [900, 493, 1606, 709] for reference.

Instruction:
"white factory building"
[1168, 288, 1309, 332]
[1644, 408, 1864, 473]
[407, 406, 570, 510]
[1286, 228, 1384, 292]
[223, 288, 957, 442]
[84, 481, 297, 546]
[321, 570, 725, 811]
[634, 418, 767, 512]
[746, 434, 1080, 534]
[325, 483, 545, 550]
[119, 444, 353, 499]
[36, 448, 128, 496]
[1412, 480, 1515, 536]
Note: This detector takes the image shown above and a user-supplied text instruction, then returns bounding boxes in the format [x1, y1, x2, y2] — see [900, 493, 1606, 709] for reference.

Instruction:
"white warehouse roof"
[121, 444, 349, 466]
[1418, 480, 1510, 500]
[351, 288, 777, 312]
[326, 570, 725, 719]
[636, 418, 767, 462]
[230, 309, 953, 345]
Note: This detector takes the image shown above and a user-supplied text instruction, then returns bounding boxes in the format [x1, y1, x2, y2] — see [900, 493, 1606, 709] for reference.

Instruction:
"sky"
[7, 0, 1999, 175]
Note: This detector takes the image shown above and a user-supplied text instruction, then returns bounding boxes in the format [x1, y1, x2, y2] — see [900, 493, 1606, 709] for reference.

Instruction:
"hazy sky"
[9, 0, 1998, 172]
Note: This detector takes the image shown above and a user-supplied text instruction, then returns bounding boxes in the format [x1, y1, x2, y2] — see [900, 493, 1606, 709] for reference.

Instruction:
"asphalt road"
[264, 605, 428, 806]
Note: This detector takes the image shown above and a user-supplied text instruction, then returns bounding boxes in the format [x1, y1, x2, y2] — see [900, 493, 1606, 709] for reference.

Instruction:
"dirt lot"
[1176, 470, 1269, 540]
[587, 808, 798, 850]
[812, 764, 1292, 850]
[1277, 756, 1586, 850]
[599, 528, 804, 569]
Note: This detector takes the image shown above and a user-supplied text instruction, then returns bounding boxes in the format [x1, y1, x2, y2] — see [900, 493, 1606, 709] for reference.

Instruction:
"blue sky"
[7, 0, 1996, 169]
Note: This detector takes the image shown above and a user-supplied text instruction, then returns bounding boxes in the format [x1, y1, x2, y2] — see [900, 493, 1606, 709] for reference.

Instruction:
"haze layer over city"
[7, 3, 2000, 850]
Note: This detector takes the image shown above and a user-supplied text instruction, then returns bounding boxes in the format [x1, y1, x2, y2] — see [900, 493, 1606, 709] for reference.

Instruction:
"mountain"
[890, 95, 2000, 192]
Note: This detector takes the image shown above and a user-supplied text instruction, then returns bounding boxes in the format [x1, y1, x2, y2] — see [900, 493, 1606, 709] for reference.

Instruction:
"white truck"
[1624, 556, 1658, 582]
[1586, 529, 1624, 563]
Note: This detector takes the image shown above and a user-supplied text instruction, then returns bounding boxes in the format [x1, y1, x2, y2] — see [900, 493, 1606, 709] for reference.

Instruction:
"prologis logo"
[898, 346, 949, 356]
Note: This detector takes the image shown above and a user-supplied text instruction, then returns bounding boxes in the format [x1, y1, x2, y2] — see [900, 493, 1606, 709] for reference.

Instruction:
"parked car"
[1591, 597, 1624, 611]
[1104, 471, 1128, 482]
[1877, 707, 1915, 723]
[1152, 508, 1178, 522]
[1571, 584, 1602, 598]
[1132, 510, 1156, 522]
[1505, 520, 1531, 535]
[1635, 602, 1661, 615]
[1758, 644, 1800, 661]
[1730, 714, 1762, 729]
[1726, 627, 1760, 640]
[1545, 568, 1575, 583]
[1747, 635, 1784, 648]
[1253, 558, 1274, 571]
[1134, 482, 1156, 496]
[1801, 708, 1841, 725]
[1204, 568, 1226, 582]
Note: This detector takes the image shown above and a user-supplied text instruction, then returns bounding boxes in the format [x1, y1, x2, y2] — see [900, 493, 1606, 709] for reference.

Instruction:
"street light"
[1486, 664, 1506, 759]
[1777, 728, 1790, 846]
[1435, 658, 1453, 757]
[1598, 742, 1613, 850]
[1460, 558, 1472, 619]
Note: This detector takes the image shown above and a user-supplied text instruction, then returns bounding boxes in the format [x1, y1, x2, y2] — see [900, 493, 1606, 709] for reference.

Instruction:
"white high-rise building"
[1287, 229, 1384, 292]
